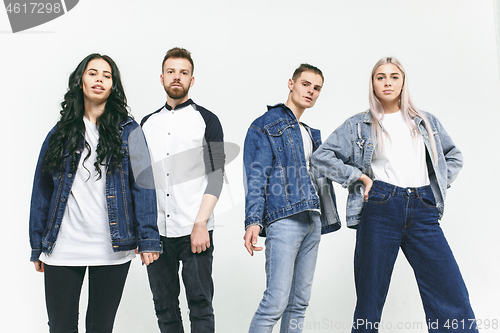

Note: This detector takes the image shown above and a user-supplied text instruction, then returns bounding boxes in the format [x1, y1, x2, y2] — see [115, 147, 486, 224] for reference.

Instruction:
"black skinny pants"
[43, 261, 131, 333]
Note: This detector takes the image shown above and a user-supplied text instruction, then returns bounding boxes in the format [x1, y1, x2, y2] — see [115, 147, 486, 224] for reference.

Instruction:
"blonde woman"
[312, 57, 477, 332]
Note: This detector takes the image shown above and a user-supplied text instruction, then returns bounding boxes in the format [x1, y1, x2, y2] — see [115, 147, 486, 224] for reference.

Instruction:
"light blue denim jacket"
[29, 117, 162, 261]
[311, 110, 463, 228]
[244, 103, 341, 236]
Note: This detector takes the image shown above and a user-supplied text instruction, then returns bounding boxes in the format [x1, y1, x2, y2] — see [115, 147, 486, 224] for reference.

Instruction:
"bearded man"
[141, 47, 225, 333]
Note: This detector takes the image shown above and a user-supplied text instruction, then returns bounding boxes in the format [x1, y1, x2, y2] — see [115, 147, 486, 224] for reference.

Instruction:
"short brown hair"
[292, 63, 324, 83]
[162, 47, 194, 74]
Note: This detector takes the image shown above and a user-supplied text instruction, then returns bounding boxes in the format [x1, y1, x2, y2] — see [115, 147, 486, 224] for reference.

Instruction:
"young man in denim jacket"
[243, 64, 341, 333]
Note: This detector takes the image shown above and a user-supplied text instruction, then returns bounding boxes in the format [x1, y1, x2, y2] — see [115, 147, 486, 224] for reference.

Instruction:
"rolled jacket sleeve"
[311, 120, 363, 188]
[128, 126, 162, 253]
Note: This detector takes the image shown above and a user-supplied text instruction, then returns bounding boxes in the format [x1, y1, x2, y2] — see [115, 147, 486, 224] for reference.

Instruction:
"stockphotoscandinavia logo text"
[3, 0, 79, 33]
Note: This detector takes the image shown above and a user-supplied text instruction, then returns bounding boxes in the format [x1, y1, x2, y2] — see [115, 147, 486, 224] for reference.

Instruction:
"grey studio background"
[1, 0, 499, 332]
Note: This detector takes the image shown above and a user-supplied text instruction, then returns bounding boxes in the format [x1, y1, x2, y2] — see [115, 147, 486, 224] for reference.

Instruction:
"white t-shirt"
[300, 124, 320, 213]
[39, 116, 135, 266]
[300, 124, 313, 171]
[371, 111, 430, 188]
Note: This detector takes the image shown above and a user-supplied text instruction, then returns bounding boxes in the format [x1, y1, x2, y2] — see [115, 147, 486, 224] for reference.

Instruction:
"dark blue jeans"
[352, 181, 477, 333]
[147, 232, 214, 333]
[44, 261, 131, 333]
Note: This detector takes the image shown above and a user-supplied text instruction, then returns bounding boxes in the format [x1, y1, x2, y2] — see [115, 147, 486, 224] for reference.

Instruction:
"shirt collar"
[164, 98, 194, 111]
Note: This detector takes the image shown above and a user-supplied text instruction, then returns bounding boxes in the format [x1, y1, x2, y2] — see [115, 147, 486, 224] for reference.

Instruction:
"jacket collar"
[165, 98, 194, 111]
[364, 110, 374, 124]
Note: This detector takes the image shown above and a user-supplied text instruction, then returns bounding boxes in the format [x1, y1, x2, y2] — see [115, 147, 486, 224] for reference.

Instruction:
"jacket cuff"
[30, 249, 41, 262]
[343, 168, 363, 188]
[244, 216, 263, 230]
[137, 239, 163, 254]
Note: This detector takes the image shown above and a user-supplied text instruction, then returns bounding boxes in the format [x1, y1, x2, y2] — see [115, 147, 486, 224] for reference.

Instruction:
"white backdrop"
[1, 1, 498, 332]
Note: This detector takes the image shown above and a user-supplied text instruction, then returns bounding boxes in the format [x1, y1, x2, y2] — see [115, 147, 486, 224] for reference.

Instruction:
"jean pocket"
[366, 188, 391, 204]
[418, 191, 437, 208]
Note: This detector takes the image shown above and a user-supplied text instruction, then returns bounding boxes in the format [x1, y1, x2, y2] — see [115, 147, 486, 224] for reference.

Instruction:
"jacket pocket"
[265, 120, 292, 152]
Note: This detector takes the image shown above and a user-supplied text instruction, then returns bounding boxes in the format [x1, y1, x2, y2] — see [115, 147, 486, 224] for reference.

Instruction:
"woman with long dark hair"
[29, 53, 161, 332]
[312, 57, 478, 332]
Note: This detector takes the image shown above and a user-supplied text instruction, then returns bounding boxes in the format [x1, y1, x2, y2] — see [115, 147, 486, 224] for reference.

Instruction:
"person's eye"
[314, 87, 321, 91]
[377, 76, 384, 80]
[392, 76, 399, 80]
[89, 72, 96, 76]
[104, 75, 112, 79]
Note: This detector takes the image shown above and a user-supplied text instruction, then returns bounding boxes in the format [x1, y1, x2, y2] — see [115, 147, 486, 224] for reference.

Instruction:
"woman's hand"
[359, 174, 373, 202]
[34, 261, 44, 272]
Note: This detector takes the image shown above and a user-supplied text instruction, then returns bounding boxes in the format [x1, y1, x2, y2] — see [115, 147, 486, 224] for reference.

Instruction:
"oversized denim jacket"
[29, 117, 162, 262]
[311, 110, 463, 228]
[244, 103, 341, 236]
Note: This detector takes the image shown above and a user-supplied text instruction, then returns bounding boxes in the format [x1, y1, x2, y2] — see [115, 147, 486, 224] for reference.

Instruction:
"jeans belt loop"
[391, 185, 397, 197]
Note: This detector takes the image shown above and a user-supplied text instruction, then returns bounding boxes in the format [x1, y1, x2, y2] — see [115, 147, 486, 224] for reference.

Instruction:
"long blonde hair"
[368, 57, 438, 163]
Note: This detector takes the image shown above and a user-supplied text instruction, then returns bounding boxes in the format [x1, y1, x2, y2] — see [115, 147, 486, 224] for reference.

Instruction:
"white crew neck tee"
[39, 116, 135, 266]
[371, 111, 430, 188]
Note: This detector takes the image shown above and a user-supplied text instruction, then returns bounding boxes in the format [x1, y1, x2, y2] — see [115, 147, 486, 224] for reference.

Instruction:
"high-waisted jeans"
[352, 180, 477, 332]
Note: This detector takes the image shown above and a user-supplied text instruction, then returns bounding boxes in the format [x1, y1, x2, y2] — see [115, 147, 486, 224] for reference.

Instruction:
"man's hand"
[191, 221, 210, 253]
[34, 261, 44, 272]
[244, 225, 263, 256]
[140, 252, 160, 266]
[359, 174, 373, 202]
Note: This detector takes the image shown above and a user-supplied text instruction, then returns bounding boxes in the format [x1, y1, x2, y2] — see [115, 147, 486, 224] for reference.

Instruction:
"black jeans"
[147, 232, 215, 333]
[43, 261, 131, 333]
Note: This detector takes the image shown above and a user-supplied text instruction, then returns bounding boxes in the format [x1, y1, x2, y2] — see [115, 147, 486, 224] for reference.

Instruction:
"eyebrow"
[376, 72, 400, 76]
[301, 79, 323, 88]
[87, 68, 112, 74]
[165, 67, 190, 73]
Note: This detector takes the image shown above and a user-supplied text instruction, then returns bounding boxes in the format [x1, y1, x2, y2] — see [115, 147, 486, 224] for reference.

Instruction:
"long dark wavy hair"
[43, 53, 129, 179]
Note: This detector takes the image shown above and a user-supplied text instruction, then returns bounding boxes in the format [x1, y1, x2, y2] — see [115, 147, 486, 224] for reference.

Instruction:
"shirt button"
[55, 225, 59, 229]
[68, 174, 73, 178]
[167, 173, 169, 176]
[168, 133, 171, 135]
[167, 215, 170, 217]
[167, 153, 169, 156]
[167, 194, 170, 196]
[61, 198, 66, 203]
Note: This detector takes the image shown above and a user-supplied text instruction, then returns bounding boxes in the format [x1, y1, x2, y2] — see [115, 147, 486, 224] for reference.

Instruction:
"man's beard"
[166, 83, 189, 100]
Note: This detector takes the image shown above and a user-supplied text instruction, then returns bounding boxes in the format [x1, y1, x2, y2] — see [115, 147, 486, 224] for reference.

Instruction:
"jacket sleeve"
[243, 125, 273, 230]
[311, 119, 363, 187]
[431, 114, 463, 187]
[29, 130, 55, 262]
[128, 126, 162, 253]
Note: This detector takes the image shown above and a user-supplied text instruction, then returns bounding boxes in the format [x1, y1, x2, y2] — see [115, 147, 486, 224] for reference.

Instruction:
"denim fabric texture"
[244, 103, 340, 236]
[29, 117, 162, 261]
[147, 232, 214, 333]
[311, 111, 463, 228]
[249, 211, 321, 333]
[44, 261, 131, 333]
[352, 181, 477, 333]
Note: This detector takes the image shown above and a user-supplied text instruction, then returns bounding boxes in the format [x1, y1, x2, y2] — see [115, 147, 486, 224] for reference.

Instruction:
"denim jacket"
[311, 110, 463, 228]
[244, 103, 341, 236]
[29, 117, 162, 262]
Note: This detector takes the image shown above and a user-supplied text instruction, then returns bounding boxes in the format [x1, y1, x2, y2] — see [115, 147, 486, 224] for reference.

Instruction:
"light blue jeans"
[249, 210, 321, 333]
